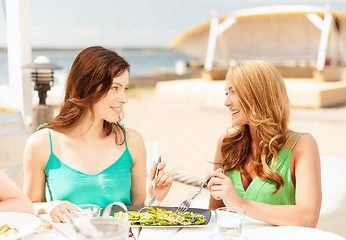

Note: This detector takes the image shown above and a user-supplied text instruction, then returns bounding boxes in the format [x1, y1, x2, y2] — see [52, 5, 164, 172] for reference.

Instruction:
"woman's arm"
[0, 170, 33, 214]
[208, 134, 226, 210]
[291, 134, 322, 226]
[23, 131, 79, 222]
[127, 129, 173, 206]
[23, 131, 49, 209]
[126, 129, 148, 206]
[23, 131, 72, 221]
[207, 134, 322, 227]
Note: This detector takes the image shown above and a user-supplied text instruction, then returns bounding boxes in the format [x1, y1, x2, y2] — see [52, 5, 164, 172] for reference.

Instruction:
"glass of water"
[71, 202, 130, 240]
[215, 207, 246, 240]
[71, 204, 101, 218]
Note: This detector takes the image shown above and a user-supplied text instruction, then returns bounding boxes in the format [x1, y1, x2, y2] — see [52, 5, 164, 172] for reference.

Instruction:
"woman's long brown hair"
[222, 61, 290, 193]
[41, 46, 130, 145]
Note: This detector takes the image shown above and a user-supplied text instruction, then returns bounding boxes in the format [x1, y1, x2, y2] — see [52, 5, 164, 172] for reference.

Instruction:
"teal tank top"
[226, 132, 308, 205]
[44, 128, 133, 208]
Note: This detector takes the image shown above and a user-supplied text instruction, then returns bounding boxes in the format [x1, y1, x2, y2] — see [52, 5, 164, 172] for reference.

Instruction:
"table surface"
[28, 212, 345, 240]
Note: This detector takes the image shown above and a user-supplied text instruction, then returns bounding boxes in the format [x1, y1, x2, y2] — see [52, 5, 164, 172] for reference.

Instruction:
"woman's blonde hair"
[221, 61, 290, 193]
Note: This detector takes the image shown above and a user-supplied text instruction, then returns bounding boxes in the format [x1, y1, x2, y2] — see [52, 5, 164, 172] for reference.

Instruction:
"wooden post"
[32, 105, 54, 133]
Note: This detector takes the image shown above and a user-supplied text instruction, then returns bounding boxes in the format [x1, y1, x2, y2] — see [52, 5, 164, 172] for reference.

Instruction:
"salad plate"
[113, 206, 211, 228]
[0, 212, 41, 239]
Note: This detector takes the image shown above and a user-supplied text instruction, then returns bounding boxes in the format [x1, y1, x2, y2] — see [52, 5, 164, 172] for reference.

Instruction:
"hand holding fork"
[145, 156, 162, 207]
[176, 168, 223, 213]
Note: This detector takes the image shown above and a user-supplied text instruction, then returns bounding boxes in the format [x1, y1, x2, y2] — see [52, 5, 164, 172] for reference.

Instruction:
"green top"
[43, 127, 133, 208]
[226, 132, 307, 205]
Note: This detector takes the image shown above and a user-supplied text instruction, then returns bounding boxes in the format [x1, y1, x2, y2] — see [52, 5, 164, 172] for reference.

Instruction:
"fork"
[176, 168, 222, 213]
[175, 178, 210, 214]
[145, 156, 162, 207]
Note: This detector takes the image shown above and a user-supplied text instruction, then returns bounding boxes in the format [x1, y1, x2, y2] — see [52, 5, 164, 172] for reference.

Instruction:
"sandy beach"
[122, 89, 346, 206]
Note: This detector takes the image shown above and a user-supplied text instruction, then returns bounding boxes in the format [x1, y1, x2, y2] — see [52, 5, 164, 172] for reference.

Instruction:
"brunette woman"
[23, 46, 172, 222]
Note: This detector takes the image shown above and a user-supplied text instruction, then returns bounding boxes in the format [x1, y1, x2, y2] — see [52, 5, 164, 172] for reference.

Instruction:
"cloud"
[125, 28, 166, 47]
[31, 26, 109, 47]
[130, 28, 156, 38]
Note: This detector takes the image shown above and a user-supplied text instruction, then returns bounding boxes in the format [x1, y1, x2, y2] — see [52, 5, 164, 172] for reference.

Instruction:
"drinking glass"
[88, 217, 129, 240]
[71, 204, 101, 218]
[215, 207, 246, 240]
[73, 202, 130, 240]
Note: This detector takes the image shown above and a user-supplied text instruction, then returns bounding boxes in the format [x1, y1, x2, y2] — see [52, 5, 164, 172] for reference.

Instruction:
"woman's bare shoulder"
[27, 129, 49, 146]
[125, 127, 144, 144]
[291, 132, 318, 150]
[124, 127, 146, 156]
[290, 132, 319, 163]
[124, 127, 146, 163]
[218, 132, 228, 140]
[25, 129, 52, 157]
[217, 132, 229, 146]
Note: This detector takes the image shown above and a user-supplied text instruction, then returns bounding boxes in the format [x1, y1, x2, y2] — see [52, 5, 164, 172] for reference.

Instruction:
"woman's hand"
[206, 169, 243, 208]
[48, 201, 80, 223]
[146, 161, 173, 205]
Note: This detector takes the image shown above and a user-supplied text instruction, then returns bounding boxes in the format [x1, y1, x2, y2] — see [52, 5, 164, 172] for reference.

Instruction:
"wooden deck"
[285, 79, 346, 108]
[156, 78, 346, 109]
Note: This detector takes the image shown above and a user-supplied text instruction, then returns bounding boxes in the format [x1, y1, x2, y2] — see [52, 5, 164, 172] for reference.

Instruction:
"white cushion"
[317, 155, 346, 238]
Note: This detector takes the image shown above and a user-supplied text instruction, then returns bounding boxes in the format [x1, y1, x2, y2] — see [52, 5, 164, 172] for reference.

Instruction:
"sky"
[1, 0, 346, 49]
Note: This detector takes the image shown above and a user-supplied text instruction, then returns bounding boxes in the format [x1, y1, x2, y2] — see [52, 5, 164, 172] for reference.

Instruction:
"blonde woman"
[207, 61, 321, 227]
[0, 170, 33, 214]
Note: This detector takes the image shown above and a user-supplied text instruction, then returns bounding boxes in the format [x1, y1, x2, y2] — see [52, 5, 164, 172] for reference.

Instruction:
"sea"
[0, 48, 193, 86]
[0, 48, 193, 106]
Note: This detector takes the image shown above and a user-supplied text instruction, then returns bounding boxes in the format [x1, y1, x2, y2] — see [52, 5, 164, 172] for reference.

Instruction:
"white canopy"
[170, 5, 346, 71]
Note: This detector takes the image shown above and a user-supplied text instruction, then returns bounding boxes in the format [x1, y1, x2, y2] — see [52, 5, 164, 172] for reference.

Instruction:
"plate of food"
[0, 212, 41, 239]
[113, 206, 211, 228]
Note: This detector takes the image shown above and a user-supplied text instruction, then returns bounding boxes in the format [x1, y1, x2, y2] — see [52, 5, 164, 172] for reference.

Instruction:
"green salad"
[115, 207, 206, 226]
